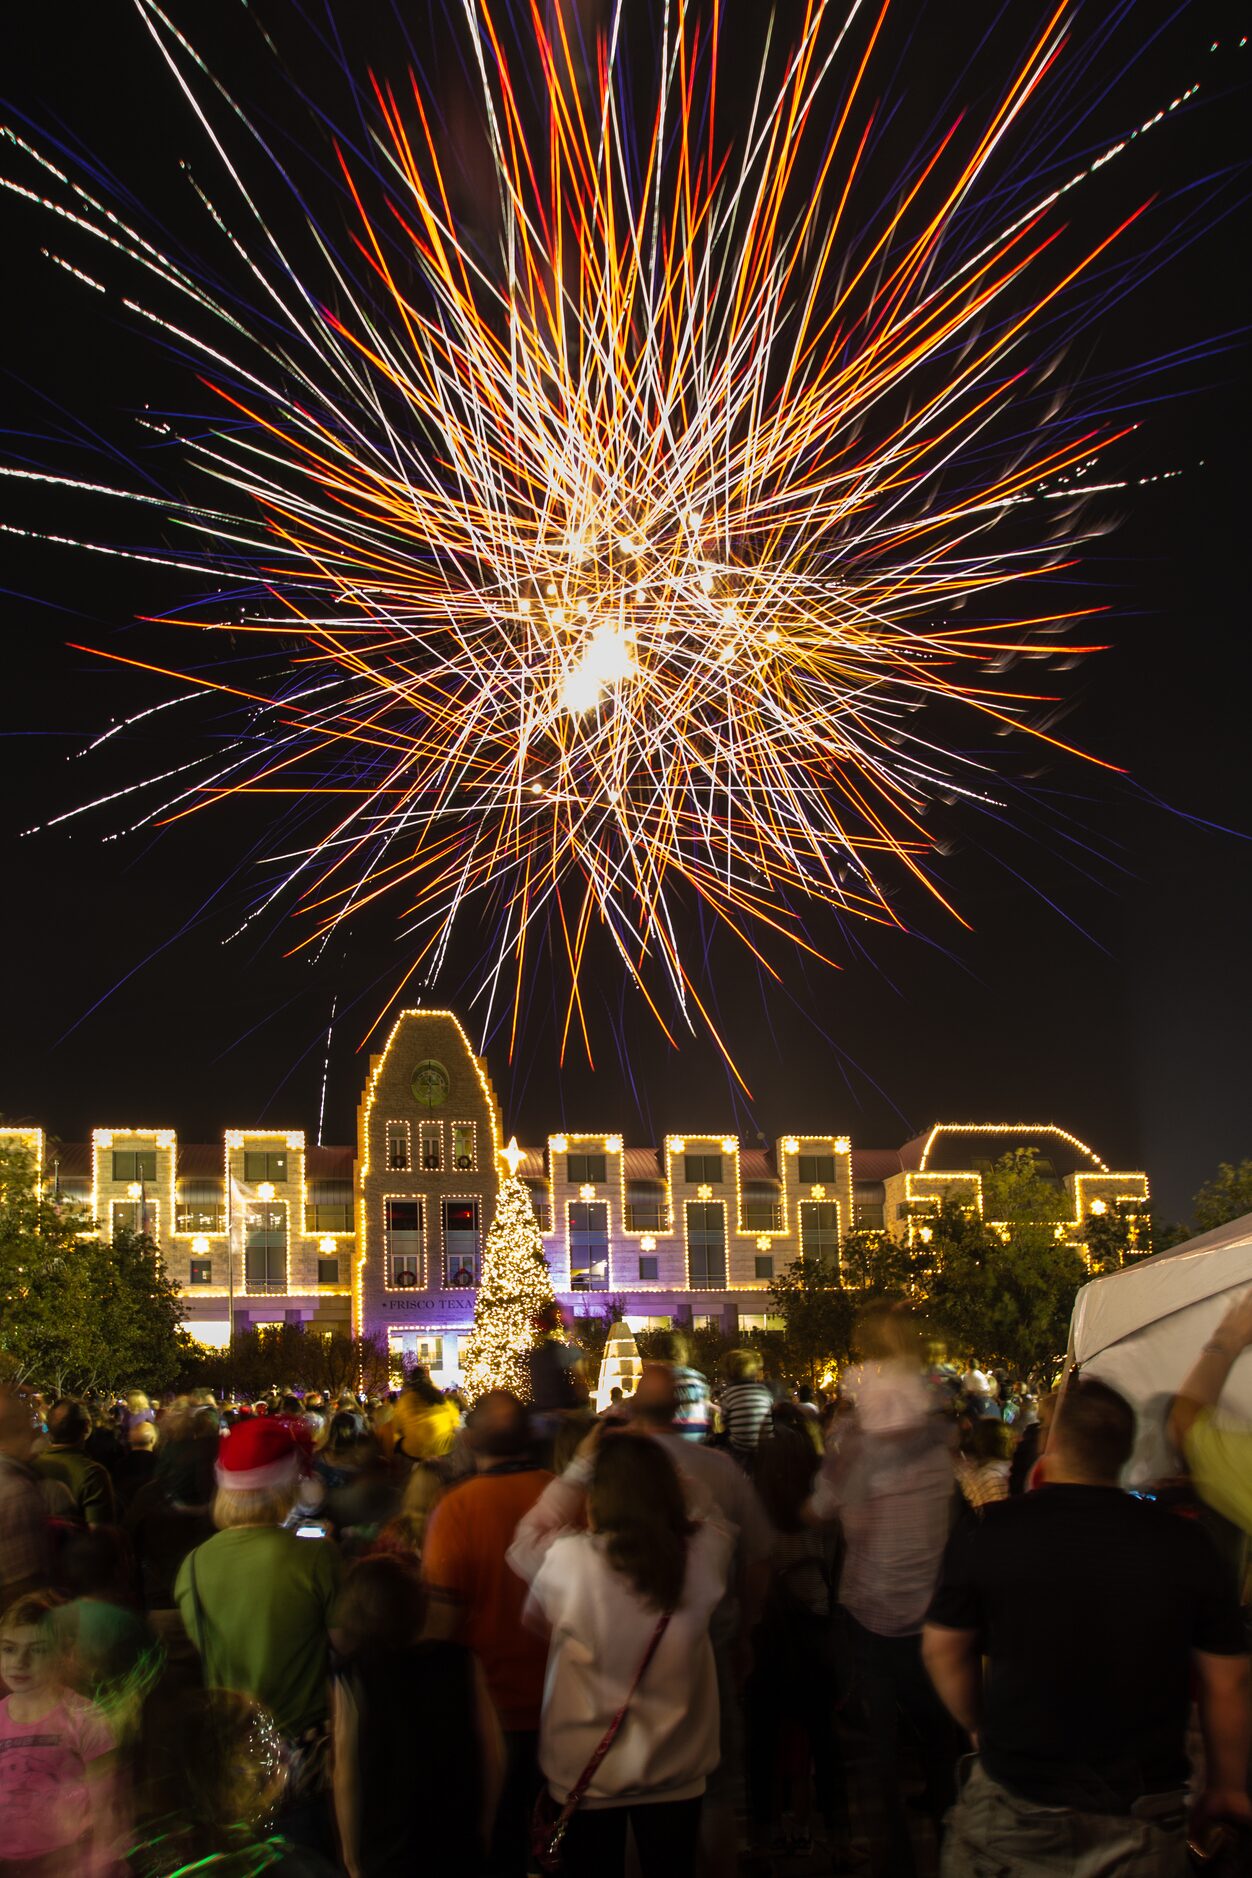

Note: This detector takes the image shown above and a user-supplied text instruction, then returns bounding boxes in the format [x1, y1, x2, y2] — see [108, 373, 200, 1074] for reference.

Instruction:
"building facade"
[3, 1009, 1151, 1388]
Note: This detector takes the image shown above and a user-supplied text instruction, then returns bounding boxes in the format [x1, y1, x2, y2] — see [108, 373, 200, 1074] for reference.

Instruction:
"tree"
[840, 1227, 926, 1297]
[180, 1324, 391, 1398]
[460, 1172, 555, 1400]
[925, 1195, 1084, 1374]
[0, 1141, 189, 1393]
[1081, 1202, 1151, 1275]
[1193, 1160, 1252, 1235]
[768, 1256, 856, 1386]
[979, 1147, 1070, 1223]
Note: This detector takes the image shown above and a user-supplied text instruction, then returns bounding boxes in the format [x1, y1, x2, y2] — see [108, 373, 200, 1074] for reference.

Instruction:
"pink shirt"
[0, 1692, 114, 1857]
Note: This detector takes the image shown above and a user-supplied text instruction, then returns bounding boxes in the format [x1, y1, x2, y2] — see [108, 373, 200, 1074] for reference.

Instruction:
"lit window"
[686, 1202, 726, 1289]
[189, 1258, 213, 1285]
[244, 1150, 288, 1184]
[451, 1125, 475, 1172]
[800, 1201, 840, 1269]
[386, 1124, 410, 1172]
[112, 1148, 156, 1183]
[567, 1152, 607, 1185]
[443, 1199, 480, 1285]
[419, 1121, 443, 1172]
[386, 1200, 424, 1287]
[245, 1203, 287, 1292]
[570, 1202, 610, 1291]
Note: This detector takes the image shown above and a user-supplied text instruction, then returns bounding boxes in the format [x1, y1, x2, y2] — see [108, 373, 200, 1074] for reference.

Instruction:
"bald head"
[632, 1365, 680, 1427]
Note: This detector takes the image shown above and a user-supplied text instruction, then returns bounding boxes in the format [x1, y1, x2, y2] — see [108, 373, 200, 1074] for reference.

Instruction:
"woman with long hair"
[507, 1422, 731, 1878]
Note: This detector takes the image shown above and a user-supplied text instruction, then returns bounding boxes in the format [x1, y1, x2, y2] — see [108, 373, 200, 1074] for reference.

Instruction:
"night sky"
[2, 2, 1248, 1222]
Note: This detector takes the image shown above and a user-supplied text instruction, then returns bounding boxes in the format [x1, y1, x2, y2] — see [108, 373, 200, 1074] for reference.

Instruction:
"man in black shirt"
[923, 1378, 1250, 1874]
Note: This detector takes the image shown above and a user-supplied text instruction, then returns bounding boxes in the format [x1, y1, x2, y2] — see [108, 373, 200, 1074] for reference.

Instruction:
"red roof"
[851, 1148, 903, 1181]
[740, 1148, 776, 1180]
[176, 1144, 223, 1179]
[306, 1145, 354, 1180]
[622, 1148, 663, 1182]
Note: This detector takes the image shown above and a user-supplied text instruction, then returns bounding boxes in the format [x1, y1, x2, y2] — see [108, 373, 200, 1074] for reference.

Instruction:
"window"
[244, 1150, 288, 1183]
[309, 1181, 352, 1233]
[739, 1313, 785, 1333]
[684, 1153, 723, 1186]
[569, 1202, 610, 1291]
[419, 1121, 443, 1173]
[386, 1123, 410, 1172]
[800, 1201, 840, 1269]
[317, 1257, 340, 1286]
[245, 1203, 287, 1291]
[112, 1148, 156, 1182]
[386, 1199, 424, 1287]
[742, 1183, 782, 1230]
[177, 1182, 225, 1233]
[686, 1202, 726, 1288]
[451, 1125, 475, 1172]
[567, 1152, 607, 1185]
[754, 1254, 774, 1280]
[854, 1185, 885, 1229]
[638, 1255, 659, 1281]
[524, 1185, 552, 1232]
[443, 1199, 480, 1286]
[625, 1185, 666, 1229]
[798, 1153, 837, 1183]
[189, 1258, 213, 1285]
[692, 1312, 720, 1331]
[110, 1200, 140, 1235]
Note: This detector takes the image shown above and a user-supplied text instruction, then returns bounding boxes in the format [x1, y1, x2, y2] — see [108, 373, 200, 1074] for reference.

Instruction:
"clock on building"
[411, 1059, 451, 1109]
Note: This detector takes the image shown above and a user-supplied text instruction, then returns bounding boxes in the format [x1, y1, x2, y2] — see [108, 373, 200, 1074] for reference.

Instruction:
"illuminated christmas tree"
[461, 1138, 556, 1400]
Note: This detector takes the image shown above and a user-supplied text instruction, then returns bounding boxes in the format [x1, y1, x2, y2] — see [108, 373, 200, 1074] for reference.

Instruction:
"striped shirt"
[719, 1381, 773, 1453]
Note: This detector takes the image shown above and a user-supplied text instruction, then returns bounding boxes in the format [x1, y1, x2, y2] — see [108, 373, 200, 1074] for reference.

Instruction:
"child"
[0, 1590, 121, 1875]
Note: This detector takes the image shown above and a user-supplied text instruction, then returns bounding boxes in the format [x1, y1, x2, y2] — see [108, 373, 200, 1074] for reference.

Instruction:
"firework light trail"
[0, 0, 1227, 1078]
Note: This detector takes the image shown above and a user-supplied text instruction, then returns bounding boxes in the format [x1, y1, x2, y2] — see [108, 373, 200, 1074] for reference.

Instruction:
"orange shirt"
[422, 1466, 554, 1730]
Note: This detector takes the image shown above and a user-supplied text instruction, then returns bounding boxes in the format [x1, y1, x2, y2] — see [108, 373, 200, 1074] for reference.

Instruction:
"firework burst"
[0, 0, 1220, 1076]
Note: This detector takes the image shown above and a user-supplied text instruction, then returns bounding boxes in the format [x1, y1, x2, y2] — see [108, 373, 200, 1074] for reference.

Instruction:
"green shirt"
[34, 1447, 116, 1526]
[1185, 1408, 1252, 1537]
[175, 1525, 341, 1736]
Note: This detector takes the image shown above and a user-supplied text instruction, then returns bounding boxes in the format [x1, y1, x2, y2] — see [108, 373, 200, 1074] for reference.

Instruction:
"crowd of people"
[0, 1295, 1250, 1877]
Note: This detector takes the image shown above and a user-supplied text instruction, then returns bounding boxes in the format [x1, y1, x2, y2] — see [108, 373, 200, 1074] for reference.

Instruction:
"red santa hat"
[215, 1418, 301, 1493]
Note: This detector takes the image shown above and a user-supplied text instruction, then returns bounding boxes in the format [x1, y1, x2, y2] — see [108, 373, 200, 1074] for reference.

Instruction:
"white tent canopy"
[1068, 1211, 1252, 1484]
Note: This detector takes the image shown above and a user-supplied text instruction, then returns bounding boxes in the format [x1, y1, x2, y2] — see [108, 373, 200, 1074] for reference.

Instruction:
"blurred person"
[422, 1389, 553, 1878]
[1008, 1385, 1058, 1497]
[954, 1417, 1014, 1515]
[113, 1419, 159, 1512]
[807, 1302, 959, 1877]
[84, 1403, 126, 1481]
[369, 1462, 445, 1566]
[508, 1424, 732, 1878]
[126, 1688, 335, 1877]
[174, 1419, 341, 1852]
[719, 1349, 774, 1462]
[649, 1329, 713, 1441]
[0, 1589, 123, 1876]
[745, 1411, 852, 1871]
[124, 1414, 217, 1621]
[34, 1399, 116, 1528]
[391, 1366, 461, 1465]
[0, 1387, 51, 1611]
[331, 1555, 502, 1876]
[924, 1378, 1252, 1873]
[1168, 1288, 1252, 1535]
[527, 1302, 590, 1427]
[630, 1366, 773, 1875]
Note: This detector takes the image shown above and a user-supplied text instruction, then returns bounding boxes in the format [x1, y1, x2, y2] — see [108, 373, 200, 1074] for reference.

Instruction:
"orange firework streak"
[13, 0, 1180, 1072]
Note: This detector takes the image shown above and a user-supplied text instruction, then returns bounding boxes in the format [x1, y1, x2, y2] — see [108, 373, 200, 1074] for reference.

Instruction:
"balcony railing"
[245, 1281, 288, 1295]
[624, 1204, 667, 1231]
[176, 1209, 226, 1234]
[741, 1204, 784, 1231]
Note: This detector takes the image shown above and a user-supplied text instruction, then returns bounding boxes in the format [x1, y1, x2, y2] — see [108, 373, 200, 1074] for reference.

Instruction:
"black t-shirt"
[927, 1484, 1245, 1804]
[342, 1640, 483, 1876]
